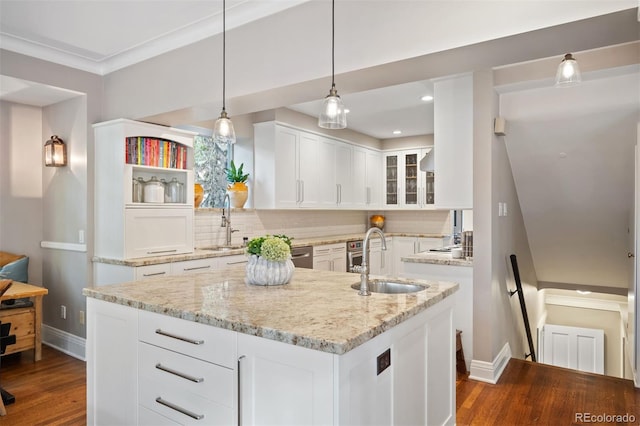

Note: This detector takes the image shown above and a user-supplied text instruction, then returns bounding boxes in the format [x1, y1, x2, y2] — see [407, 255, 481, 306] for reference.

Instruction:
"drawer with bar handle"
[138, 341, 234, 424]
[139, 309, 237, 367]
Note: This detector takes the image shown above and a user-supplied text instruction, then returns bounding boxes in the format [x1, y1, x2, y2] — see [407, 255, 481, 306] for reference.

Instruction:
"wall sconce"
[44, 135, 67, 167]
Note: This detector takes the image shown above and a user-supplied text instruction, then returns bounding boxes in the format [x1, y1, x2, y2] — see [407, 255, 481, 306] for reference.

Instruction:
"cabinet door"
[352, 148, 367, 208]
[316, 136, 337, 207]
[392, 237, 418, 277]
[170, 258, 217, 275]
[298, 132, 320, 208]
[87, 299, 139, 425]
[218, 254, 249, 268]
[124, 207, 194, 259]
[403, 151, 420, 208]
[335, 142, 352, 208]
[135, 263, 172, 280]
[366, 150, 382, 208]
[384, 154, 400, 207]
[237, 333, 334, 425]
[274, 126, 300, 208]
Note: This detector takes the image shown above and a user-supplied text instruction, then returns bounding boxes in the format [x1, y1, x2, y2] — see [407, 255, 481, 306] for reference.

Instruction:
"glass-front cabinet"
[384, 149, 434, 209]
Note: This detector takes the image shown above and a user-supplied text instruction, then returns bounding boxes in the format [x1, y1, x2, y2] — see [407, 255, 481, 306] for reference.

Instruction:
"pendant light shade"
[318, 0, 347, 129]
[555, 53, 582, 86]
[213, 0, 236, 144]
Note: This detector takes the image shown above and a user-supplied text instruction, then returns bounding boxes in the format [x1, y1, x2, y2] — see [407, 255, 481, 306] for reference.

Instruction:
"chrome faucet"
[221, 193, 238, 246]
[359, 227, 387, 296]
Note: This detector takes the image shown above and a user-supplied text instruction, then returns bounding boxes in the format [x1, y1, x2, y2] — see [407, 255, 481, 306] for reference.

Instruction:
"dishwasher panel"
[291, 246, 313, 269]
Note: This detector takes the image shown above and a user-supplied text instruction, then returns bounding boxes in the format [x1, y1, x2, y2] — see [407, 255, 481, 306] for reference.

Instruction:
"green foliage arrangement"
[225, 160, 249, 183]
[246, 234, 293, 262]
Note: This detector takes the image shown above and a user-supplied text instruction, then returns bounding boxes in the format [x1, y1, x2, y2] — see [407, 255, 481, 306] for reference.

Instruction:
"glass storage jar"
[143, 176, 165, 203]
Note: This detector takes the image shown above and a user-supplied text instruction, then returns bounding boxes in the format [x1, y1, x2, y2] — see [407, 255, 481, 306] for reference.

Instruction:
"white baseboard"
[468, 342, 512, 384]
[42, 324, 86, 361]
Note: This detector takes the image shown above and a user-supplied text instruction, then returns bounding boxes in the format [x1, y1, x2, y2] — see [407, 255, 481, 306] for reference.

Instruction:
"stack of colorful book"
[125, 136, 187, 169]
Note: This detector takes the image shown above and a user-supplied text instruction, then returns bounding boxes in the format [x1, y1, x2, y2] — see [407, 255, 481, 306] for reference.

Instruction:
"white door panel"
[541, 324, 604, 374]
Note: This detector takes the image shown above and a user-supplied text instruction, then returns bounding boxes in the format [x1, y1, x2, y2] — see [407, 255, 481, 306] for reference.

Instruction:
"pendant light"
[318, 0, 347, 129]
[213, 0, 236, 144]
[555, 53, 582, 87]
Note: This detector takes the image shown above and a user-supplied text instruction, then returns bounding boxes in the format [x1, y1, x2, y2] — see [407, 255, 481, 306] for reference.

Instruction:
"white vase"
[245, 254, 294, 286]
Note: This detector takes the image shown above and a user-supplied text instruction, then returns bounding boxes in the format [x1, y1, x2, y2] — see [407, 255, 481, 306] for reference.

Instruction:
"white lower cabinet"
[124, 207, 194, 259]
[393, 236, 446, 276]
[138, 310, 238, 425]
[313, 243, 347, 273]
[369, 237, 392, 276]
[169, 258, 217, 275]
[237, 333, 335, 425]
[87, 296, 455, 426]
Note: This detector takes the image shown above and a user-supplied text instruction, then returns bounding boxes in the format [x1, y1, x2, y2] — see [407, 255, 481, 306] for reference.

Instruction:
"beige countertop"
[93, 232, 449, 267]
[83, 267, 458, 355]
[402, 251, 473, 267]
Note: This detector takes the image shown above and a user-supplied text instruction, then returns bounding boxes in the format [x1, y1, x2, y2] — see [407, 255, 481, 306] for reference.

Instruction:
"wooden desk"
[0, 282, 48, 361]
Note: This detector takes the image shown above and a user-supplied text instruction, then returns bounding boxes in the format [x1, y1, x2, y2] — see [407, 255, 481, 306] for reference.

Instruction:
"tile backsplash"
[194, 209, 452, 248]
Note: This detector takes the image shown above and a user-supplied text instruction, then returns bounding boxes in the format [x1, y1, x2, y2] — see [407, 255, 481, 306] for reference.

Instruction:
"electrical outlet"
[60, 305, 67, 320]
[79, 310, 85, 325]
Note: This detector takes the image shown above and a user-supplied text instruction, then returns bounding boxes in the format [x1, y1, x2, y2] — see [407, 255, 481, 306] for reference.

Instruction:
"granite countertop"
[402, 251, 473, 267]
[93, 232, 449, 267]
[83, 267, 458, 355]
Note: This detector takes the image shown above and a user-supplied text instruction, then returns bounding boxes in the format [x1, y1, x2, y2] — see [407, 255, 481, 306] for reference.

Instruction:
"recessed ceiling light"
[421, 95, 434, 102]
[344, 108, 350, 114]
[393, 130, 402, 135]
[576, 290, 591, 295]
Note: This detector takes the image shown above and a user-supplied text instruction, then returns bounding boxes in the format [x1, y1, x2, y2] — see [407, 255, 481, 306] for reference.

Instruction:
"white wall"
[0, 101, 44, 284]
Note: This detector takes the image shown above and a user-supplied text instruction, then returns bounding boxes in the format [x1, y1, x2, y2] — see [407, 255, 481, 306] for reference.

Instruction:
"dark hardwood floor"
[457, 359, 640, 425]
[1, 347, 638, 425]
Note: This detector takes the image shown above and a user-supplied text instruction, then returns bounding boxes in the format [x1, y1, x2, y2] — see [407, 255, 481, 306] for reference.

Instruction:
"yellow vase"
[194, 183, 204, 208]
[227, 182, 248, 208]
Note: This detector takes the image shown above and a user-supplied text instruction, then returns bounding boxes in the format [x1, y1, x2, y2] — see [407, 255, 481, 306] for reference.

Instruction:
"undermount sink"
[351, 280, 428, 294]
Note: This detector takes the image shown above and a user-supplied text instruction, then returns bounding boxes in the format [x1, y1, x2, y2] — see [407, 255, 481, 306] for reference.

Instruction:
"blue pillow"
[0, 256, 29, 283]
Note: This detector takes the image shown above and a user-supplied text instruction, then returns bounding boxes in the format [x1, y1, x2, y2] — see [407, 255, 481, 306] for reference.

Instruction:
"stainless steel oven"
[347, 240, 363, 273]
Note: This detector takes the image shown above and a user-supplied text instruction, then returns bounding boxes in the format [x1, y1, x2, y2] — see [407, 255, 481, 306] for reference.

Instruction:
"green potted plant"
[245, 234, 295, 286]
[225, 160, 249, 208]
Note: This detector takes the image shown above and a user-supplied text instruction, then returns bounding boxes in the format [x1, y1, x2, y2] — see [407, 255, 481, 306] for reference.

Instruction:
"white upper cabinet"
[93, 119, 195, 260]
[254, 122, 381, 210]
[433, 73, 473, 209]
[255, 123, 322, 209]
[384, 149, 433, 209]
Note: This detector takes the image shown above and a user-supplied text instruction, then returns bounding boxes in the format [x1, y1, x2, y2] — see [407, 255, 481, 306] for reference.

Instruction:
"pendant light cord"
[222, 0, 226, 112]
[331, 0, 335, 89]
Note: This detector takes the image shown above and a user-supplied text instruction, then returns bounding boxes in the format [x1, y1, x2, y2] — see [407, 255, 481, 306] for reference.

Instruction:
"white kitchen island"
[83, 267, 458, 426]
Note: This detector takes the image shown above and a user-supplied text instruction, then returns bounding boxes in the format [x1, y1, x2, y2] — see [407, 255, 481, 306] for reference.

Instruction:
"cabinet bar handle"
[301, 180, 305, 203]
[339, 184, 342, 204]
[225, 260, 248, 265]
[336, 184, 340, 205]
[155, 329, 204, 345]
[296, 180, 301, 203]
[291, 253, 311, 259]
[146, 249, 178, 254]
[155, 397, 204, 420]
[238, 355, 246, 426]
[183, 265, 211, 271]
[155, 363, 204, 383]
[142, 271, 167, 277]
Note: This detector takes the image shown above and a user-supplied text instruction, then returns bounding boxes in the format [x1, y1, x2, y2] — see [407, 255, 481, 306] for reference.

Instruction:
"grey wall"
[0, 101, 44, 284]
[0, 50, 102, 343]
